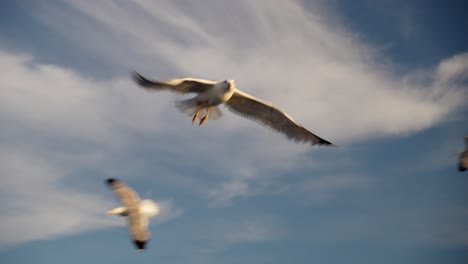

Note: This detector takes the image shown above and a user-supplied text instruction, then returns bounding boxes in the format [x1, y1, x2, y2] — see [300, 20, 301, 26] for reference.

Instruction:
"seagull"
[105, 178, 160, 251]
[131, 71, 335, 146]
[456, 134, 468, 172]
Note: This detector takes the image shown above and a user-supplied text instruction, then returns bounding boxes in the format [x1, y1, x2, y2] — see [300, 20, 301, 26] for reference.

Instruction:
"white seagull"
[105, 178, 160, 251]
[132, 71, 334, 146]
[456, 134, 468, 172]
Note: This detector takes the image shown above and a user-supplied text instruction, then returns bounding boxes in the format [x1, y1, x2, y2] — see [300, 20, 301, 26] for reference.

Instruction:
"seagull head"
[221, 80, 235, 91]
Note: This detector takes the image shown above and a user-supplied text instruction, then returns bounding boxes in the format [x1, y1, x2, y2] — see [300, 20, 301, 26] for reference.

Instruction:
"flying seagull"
[105, 178, 160, 251]
[456, 134, 468, 172]
[131, 71, 334, 146]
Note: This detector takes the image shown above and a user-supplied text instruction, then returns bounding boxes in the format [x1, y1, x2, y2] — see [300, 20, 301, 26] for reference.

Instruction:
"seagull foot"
[199, 115, 208, 126]
[199, 106, 210, 126]
[192, 111, 199, 124]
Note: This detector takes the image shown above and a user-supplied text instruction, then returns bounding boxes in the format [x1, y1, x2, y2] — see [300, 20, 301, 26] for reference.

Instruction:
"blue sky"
[0, 1, 467, 263]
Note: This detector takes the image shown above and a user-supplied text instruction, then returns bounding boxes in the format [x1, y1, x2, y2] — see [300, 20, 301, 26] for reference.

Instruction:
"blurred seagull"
[455, 134, 468, 172]
[105, 178, 160, 252]
[131, 71, 334, 146]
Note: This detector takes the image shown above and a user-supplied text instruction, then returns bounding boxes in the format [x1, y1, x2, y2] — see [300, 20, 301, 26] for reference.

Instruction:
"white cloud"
[0, 51, 183, 248]
[0, 147, 120, 249]
[0, 50, 179, 145]
[436, 53, 468, 84]
[33, 0, 466, 144]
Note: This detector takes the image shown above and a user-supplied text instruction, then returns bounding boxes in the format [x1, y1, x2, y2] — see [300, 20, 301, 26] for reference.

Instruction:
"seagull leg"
[199, 107, 211, 126]
[192, 103, 200, 124]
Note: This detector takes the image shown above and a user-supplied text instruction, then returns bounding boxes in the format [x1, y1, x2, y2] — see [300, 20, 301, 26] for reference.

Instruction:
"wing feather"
[106, 179, 149, 243]
[224, 90, 334, 146]
[131, 71, 214, 94]
[127, 211, 150, 243]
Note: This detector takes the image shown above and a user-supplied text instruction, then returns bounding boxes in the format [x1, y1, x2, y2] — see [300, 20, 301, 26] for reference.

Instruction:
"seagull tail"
[208, 106, 223, 120]
[175, 99, 222, 120]
[175, 98, 198, 116]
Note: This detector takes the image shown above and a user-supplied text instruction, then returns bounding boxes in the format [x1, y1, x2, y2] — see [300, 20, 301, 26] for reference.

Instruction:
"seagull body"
[105, 178, 159, 251]
[132, 71, 334, 146]
[457, 134, 468, 172]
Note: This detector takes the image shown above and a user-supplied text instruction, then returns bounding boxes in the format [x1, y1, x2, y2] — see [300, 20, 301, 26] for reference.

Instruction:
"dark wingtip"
[130, 70, 156, 87]
[134, 240, 147, 251]
[130, 70, 144, 84]
[106, 178, 117, 185]
[129, 69, 138, 81]
[321, 141, 336, 147]
[315, 138, 336, 147]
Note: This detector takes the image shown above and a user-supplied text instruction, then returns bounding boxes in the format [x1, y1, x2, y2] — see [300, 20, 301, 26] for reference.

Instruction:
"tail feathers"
[106, 207, 128, 216]
[208, 106, 222, 120]
[175, 98, 198, 116]
[175, 99, 223, 120]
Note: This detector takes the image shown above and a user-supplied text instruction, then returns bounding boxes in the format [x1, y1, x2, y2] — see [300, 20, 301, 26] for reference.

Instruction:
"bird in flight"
[105, 178, 160, 251]
[131, 71, 335, 147]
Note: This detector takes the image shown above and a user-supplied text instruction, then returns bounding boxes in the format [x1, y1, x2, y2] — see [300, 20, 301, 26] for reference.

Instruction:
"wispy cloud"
[295, 174, 372, 204]
[0, 147, 120, 249]
[0, 51, 182, 248]
[216, 217, 281, 244]
[436, 53, 468, 85]
[154, 200, 184, 223]
[179, 214, 283, 256]
[33, 0, 466, 143]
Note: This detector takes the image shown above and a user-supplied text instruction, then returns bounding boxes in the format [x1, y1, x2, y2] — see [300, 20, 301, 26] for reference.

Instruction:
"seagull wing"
[224, 90, 334, 146]
[107, 179, 141, 207]
[132, 71, 214, 94]
[106, 179, 150, 248]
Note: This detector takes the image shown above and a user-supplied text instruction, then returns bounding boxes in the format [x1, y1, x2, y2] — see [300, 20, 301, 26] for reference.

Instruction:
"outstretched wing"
[106, 178, 150, 250]
[131, 71, 215, 94]
[106, 178, 140, 207]
[224, 90, 334, 146]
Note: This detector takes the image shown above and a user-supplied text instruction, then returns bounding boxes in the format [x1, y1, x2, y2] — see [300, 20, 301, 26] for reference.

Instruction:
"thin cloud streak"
[35, 0, 467, 143]
[0, 147, 121, 249]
